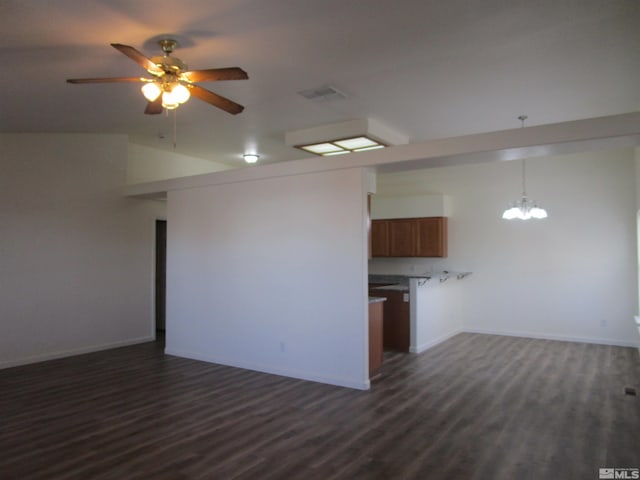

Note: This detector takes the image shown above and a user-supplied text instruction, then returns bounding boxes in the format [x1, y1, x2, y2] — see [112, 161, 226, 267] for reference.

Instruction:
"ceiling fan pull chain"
[173, 109, 177, 149]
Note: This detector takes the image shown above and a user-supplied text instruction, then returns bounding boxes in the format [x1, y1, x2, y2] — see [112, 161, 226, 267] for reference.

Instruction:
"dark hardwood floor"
[1, 333, 639, 479]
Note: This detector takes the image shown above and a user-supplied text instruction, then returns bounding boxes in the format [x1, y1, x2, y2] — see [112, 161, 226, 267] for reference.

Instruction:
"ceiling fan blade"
[188, 85, 244, 115]
[67, 76, 147, 84]
[111, 43, 162, 75]
[144, 98, 163, 115]
[181, 67, 248, 83]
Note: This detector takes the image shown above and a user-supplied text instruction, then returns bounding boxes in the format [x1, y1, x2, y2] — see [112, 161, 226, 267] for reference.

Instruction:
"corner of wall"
[127, 143, 232, 184]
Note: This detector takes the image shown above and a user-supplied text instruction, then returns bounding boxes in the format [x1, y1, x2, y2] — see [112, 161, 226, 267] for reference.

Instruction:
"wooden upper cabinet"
[371, 217, 447, 258]
[416, 217, 447, 257]
[388, 219, 417, 257]
[371, 220, 390, 257]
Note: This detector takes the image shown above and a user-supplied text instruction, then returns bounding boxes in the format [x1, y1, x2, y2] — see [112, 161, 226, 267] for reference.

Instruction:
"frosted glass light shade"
[502, 197, 547, 220]
[298, 135, 386, 156]
[301, 143, 344, 154]
[530, 206, 548, 219]
[355, 145, 385, 152]
[334, 136, 378, 150]
[323, 150, 351, 156]
[171, 83, 190, 104]
[161, 90, 179, 110]
[502, 207, 521, 220]
[141, 82, 162, 101]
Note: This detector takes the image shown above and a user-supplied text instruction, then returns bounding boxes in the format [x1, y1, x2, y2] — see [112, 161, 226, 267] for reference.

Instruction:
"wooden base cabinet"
[369, 288, 410, 352]
[371, 217, 447, 258]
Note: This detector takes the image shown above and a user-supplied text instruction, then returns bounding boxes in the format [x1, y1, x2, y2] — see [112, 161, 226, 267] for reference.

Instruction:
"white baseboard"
[0, 335, 155, 370]
[410, 328, 463, 354]
[165, 347, 370, 391]
[462, 328, 640, 348]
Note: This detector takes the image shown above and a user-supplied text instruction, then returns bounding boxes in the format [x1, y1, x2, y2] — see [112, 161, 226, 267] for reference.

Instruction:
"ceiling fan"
[67, 39, 248, 115]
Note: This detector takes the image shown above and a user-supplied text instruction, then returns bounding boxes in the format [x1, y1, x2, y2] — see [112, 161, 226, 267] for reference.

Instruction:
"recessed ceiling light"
[243, 154, 259, 164]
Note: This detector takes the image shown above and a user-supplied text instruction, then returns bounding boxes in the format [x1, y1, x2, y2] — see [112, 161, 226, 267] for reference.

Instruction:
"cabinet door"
[416, 217, 447, 257]
[389, 219, 416, 257]
[371, 220, 390, 257]
[374, 289, 410, 352]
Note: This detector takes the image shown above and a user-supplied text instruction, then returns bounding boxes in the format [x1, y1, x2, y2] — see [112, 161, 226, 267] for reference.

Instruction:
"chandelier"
[502, 116, 548, 220]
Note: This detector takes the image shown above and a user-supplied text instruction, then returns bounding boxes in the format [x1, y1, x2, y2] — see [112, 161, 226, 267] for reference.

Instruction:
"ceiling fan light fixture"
[67, 41, 247, 115]
[171, 83, 191, 104]
[141, 81, 162, 101]
[161, 90, 180, 110]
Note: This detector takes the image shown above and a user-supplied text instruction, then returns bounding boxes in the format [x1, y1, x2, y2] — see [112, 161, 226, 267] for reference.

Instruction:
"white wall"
[374, 148, 639, 347]
[635, 147, 640, 322]
[371, 194, 451, 219]
[0, 133, 165, 368]
[635, 147, 640, 210]
[127, 143, 232, 184]
[410, 278, 464, 353]
[165, 167, 370, 389]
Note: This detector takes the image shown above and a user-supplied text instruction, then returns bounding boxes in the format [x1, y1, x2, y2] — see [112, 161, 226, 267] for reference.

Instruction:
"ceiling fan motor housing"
[149, 55, 187, 75]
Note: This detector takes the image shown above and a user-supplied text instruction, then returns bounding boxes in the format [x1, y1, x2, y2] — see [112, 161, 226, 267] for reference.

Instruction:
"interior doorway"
[155, 219, 167, 333]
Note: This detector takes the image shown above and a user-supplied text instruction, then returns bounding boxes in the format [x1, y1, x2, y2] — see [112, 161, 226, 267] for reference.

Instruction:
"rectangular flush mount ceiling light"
[300, 136, 384, 156]
[285, 119, 408, 157]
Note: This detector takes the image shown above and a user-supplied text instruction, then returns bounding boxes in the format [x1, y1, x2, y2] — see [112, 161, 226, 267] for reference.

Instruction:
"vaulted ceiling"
[1, 0, 638, 168]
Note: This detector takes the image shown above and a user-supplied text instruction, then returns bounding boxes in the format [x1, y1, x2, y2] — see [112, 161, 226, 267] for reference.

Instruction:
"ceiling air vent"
[297, 85, 347, 101]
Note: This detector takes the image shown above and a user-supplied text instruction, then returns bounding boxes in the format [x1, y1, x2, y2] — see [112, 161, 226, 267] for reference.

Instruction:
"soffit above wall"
[124, 111, 640, 199]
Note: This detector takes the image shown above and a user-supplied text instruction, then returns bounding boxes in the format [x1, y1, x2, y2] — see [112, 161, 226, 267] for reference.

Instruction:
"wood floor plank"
[1, 333, 638, 479]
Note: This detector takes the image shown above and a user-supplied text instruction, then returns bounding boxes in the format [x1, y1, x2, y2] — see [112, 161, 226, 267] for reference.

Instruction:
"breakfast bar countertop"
[369, 272, 472, 287]
[368, 296, 387, 304]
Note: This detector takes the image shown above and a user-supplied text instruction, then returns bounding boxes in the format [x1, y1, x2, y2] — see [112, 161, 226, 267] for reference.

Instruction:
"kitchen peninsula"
[369, 271, 471, 354]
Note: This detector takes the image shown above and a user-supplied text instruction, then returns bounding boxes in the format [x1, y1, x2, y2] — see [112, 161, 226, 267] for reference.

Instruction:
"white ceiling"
[1, 0, 638, 168]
